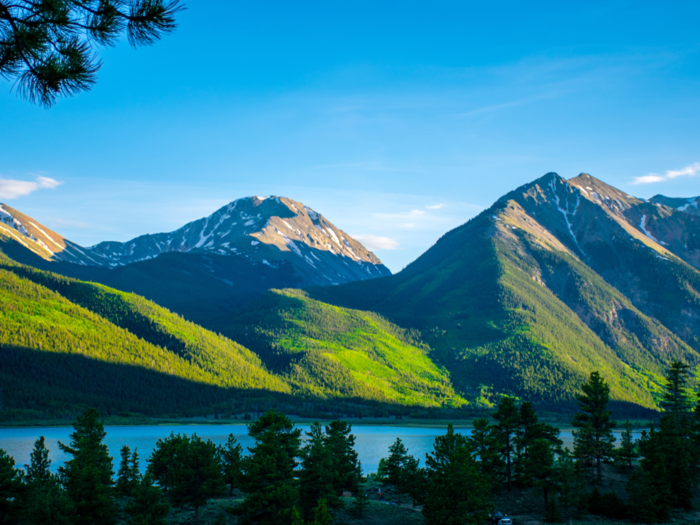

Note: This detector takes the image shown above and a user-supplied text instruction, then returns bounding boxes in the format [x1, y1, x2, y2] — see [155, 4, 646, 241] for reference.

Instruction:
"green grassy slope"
[220, 289, 467, 407]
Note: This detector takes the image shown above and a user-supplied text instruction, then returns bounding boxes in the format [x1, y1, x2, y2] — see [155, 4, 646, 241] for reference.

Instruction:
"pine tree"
[299, 422, 339, 519]
[0, 0, 183, 107]
[312, 498, 332, 525]
[423, 424, 493, 525]
[384, 438, 411, 504]
[130, 448, 141, 488]
[522, 439, 558, 511]
[614, 420, 638, 471]
[403, 454, 428, 506]
[147, 433, 225, 523]
[324, 420, 361, 496]
[290, 506, 305, 525]
[468, 418, 503, 491]
[351, 470, 370, 518]
[0, 448, 25, 525]
[555, 448, 585, 522]
[219, 434, 243, 496]
[125, 473, 170, 525]
[627, 426, 672, 523]
[237, 410, 302, 525]
[117, 445, 136, 496]
[572, 371, 616, 484]
[23, 437, 75, 525]
[58, 408, 116, 525]
[661, 361, 692, 430]
[493, 396, 519, 490]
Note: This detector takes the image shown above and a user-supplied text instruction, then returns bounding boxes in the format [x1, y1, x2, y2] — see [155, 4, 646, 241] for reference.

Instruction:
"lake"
[0, 424, 637, 474]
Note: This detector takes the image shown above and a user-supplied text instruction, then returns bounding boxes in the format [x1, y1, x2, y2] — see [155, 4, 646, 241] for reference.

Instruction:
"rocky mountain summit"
[0, 196, 390, 287]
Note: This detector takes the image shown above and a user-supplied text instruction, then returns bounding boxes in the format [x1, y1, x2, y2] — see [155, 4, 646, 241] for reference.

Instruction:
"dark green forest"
[1, 365, 699, 524]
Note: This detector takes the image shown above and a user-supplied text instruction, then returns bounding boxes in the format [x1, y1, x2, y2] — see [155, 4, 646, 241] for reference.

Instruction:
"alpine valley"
[2, 173, 700, 419]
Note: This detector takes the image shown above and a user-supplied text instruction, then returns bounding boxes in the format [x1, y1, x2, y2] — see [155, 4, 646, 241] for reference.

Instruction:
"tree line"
[1, 360, 699, 524]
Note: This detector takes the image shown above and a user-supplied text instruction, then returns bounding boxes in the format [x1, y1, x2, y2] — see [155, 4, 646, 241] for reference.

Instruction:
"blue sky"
[2, 1, 700, 272]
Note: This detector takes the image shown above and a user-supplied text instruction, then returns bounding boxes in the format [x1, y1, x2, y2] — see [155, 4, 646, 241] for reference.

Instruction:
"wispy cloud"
[352, 234, 400, 251]
[632, 162, 700, 185]
[426, 203, 445, 209]
[0, 175, 62, 199]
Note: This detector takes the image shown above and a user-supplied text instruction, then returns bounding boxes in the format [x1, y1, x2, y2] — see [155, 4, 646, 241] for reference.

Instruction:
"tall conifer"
[237, 410, 302, 525]
[572, 371, 616, 484]
[58, 408, 116, 525]
[493, 396, 519, 490]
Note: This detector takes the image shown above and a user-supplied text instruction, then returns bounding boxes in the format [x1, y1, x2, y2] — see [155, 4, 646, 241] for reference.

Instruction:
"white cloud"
[632, 162, 700, 185]
[426, 203, 445, 209]
[0, 175, 62, 199]
[352, 234, 400, 251]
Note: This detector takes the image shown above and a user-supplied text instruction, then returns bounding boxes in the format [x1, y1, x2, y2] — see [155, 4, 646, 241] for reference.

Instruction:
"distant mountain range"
[2, 174, 699, 418]
[0, 196, 390, 325]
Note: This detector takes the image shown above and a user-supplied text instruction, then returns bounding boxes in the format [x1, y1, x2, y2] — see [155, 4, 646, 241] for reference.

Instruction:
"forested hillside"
[221, 289, 467, 407]
[0, 251, 290, 418]
[0, 252, 467, 418]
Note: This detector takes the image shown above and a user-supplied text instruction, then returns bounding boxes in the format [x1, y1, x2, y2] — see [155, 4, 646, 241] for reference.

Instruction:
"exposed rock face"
[0, 196, 390, 287]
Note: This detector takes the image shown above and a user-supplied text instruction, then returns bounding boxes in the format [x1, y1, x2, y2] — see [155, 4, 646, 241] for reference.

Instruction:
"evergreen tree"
[312, 498, 332, 525]
[572, 371, 616, 484]
[58, 408, 116, 525]
[237, 410, 302, 525]
[555, 448, 585, 522]
[219, 434, 243, 496]
[467, 418, 503, 491]
[0, 448, 25, 525]
[290, 507, 305, 525]
[25, 436, 51, 486]
[23, 437, 75, 525]
[423, 425, 492, 525]
[403, 454, 428, 506]
[493, 396, 519, 490]
[117, 445, 137, 496]
[649, 361, 696, 509]
[130, 448, 141, 488]
[514, 401, 538, 483]
[324, 420, 361, 495]
[659, 414, 693, 509]
[299, 422, 339, 519]
[613, 420, 638, 471]
[661, 361, 692, 430]
[384, 437, 411, 504]
[351, 471, 370, 518]
[0, 0, 183, 107]
[627, 426, 672, 523]
[522, 439, 558, 511]
[147, 433, 225, 523]
[125, 473, 169, 525]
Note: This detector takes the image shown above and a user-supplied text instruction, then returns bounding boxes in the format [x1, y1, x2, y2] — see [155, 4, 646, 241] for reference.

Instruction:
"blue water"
[0, 424, 635, 474]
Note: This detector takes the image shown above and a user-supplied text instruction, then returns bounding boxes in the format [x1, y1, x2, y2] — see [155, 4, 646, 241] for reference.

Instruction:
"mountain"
[0, 249, 469, 418]
[0, 251, 290, 418]
[304, 172, 700, 409]
[6, 172, 700, 416]
[0, 197, 390, 326]
[1, 197, 389, 284]
[649, 194, 700, 216]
